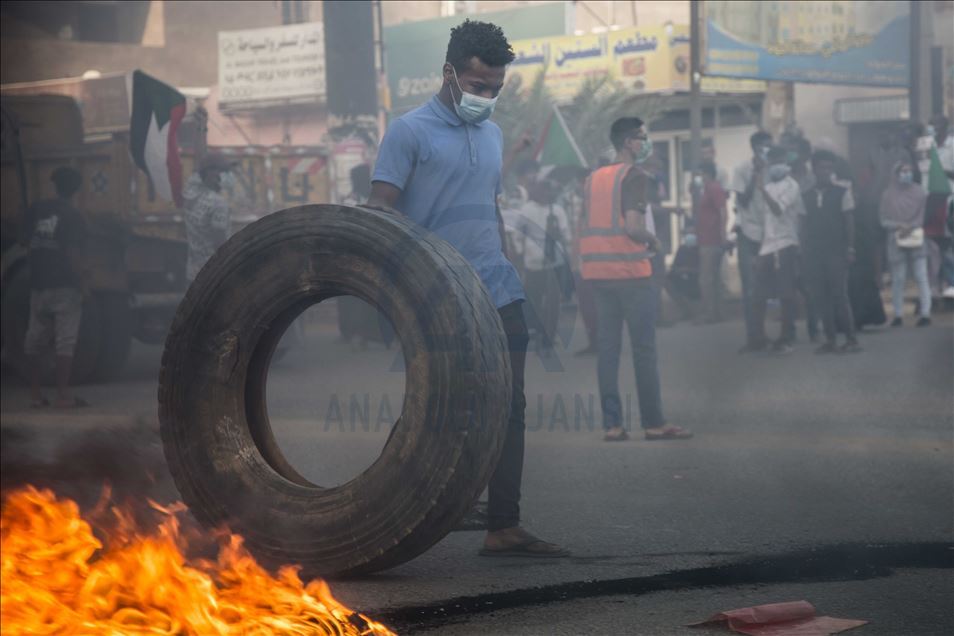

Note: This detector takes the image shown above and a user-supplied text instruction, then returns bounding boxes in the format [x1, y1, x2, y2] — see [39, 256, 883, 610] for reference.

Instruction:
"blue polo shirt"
[372, 95, 525, 308]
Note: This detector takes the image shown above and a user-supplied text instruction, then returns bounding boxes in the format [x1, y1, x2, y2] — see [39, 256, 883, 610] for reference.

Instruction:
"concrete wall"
[1, 1, 303, 87]
[793, 84, 907, 155]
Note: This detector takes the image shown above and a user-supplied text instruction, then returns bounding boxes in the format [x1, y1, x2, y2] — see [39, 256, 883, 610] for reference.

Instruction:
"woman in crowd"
[879, 161, 932, 326]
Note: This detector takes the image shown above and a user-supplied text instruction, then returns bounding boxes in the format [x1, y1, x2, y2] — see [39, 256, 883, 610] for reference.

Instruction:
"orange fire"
[0, 486, 396, 635]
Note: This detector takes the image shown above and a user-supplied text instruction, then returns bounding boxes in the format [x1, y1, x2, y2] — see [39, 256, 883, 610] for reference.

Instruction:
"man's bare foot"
[480, 526, 569, 557]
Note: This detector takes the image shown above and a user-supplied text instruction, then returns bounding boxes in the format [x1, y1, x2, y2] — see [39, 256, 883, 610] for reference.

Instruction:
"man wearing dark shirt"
[801, 150, 861, 354]
[23, 166, 88, 408]
[692, 161, 728, 323]
[581, 117, 691, 442]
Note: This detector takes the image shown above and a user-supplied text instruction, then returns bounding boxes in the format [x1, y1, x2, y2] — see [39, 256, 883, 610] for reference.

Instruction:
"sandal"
[603, 428, 630, 442]
[644, 425, 693, 441]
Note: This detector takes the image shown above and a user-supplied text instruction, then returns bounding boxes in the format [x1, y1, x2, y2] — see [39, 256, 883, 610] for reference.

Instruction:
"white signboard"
[218, 22, 325, 107]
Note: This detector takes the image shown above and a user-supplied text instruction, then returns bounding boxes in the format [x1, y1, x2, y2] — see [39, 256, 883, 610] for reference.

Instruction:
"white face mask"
[450, 67, 497, 124]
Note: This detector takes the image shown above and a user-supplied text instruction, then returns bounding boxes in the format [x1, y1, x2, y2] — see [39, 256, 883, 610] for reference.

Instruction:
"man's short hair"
[51, 166, 82, 197]
[446, 19, 515, 73]
[750, 131, 772, 149]
[767, 146, 788, 164]
[810, 149, 838, 168]
[697, 160, 717, 179]
[610, 117, 645, 151]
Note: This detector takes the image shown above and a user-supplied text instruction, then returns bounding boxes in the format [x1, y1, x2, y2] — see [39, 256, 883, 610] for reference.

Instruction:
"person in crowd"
[514, 168, 571, 353]
[664, 230, 701, 323]
[23, 167, 89, 409]
[732, 131, 773, 352]
[784, 133, 819, 341]
[643, 154, 673, 327]
[801, 150, 861, 354]
[751, 146, 805, 354]
[880, 161, 932, 326]
[367, 19, 567, 557]
[692, 160, 728, 324]
[783, 132, 816, 194]
[183, 107, 232, 282]
[930, 114, 954, 299]
[903, 122, 927, 185]
[924, 115, 954, 299]
[700, 139, 730, 191]
[338, 163, 394, 349]
[569, 169, 599, 356]
[580, 116, 691, 442]
[507, 158, 539, 207]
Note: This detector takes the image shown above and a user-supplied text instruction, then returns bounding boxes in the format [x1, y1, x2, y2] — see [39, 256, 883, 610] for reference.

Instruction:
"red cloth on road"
[690, 600, 867, 636]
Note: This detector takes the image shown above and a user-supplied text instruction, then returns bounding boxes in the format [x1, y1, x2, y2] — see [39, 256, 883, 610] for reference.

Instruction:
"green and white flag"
[533, 104, 588, 169]
[128, 70, 186, 207]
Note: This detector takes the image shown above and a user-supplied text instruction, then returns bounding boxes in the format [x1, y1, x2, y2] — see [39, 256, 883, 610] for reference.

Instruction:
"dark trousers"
[576, 273, 598, 348]
[593, 279, 666, 430]
[737, 234, 761, 346]
[487, 301, 528, 531]
[806, 251, 856, 343]
[699, 245, 724, 322]
[524, 267, 561, 348]
[753, 245, 799, 345]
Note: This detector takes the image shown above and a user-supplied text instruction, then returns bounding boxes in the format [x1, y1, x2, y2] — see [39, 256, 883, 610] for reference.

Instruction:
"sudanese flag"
[129, 70, 186, 207]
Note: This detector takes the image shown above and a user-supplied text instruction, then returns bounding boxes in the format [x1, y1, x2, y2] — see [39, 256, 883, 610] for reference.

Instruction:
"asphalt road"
[2, 299, 952, 634]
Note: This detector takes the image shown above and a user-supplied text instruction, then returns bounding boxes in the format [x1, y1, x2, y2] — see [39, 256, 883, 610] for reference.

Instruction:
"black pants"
[487, 301, 528, 531]
[753, 246, 798, 345]
[806, 251, 856, 343]
[737, 234, 761, 346]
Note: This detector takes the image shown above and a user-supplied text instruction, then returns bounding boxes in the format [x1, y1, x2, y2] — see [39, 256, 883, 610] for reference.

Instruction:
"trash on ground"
[690, 600, 867, 635]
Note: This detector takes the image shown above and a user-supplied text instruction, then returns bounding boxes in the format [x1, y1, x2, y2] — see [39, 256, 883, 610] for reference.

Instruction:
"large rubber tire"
[1, 267, 103, 386]
[158, 204, 512, 577]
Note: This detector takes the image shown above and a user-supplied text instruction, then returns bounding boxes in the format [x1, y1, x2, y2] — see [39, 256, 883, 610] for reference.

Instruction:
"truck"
[1, 76, 330, 384]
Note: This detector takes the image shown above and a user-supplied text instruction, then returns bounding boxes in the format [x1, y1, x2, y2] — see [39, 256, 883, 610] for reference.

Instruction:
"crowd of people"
[500, 114, 954, 360]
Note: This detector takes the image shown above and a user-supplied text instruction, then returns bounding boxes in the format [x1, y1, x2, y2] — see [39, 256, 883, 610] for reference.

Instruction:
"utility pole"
[689, 0, 702, 187]
[322, 0, 379, 202]
[909, 0, 921, 122]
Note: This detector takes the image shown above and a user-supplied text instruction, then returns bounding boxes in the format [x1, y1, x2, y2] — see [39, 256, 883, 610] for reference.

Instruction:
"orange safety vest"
[579, 163, 653, 280]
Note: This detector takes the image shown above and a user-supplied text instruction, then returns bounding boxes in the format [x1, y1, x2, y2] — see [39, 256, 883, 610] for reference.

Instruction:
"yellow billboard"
[508, 26, 765, 102]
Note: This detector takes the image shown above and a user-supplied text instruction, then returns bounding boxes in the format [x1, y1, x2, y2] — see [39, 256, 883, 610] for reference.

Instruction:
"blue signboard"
[704, 1, 909, 87]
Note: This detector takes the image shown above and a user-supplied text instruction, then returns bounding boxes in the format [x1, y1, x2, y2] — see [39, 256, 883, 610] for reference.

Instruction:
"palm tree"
[496, 72, 673, 170]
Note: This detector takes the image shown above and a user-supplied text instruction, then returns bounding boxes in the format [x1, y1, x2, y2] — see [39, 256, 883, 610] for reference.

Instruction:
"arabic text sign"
[218, 22, 326, 107]
[508, 28, 675, 103]
[704, 0, 909, 86]
[669, 26, 765, 94]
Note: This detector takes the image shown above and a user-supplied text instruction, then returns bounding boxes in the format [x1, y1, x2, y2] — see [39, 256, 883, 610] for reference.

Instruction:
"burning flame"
[0, 486, 395, 635]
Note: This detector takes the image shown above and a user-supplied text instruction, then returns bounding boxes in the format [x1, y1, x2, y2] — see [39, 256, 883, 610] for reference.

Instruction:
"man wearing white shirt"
[732, 131, 774, 352]
[515, 170, 570, 350]
[751, 146, 806, 354]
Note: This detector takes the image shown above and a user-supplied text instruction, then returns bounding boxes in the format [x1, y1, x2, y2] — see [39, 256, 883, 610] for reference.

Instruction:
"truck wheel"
[1, 267, 102, 386]
[158, 204, 512, 577]
[91, 293, 133, 382]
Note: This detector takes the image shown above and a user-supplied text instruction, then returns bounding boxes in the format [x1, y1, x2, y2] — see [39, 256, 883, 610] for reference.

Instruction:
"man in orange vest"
[581, 118, 693, 442]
